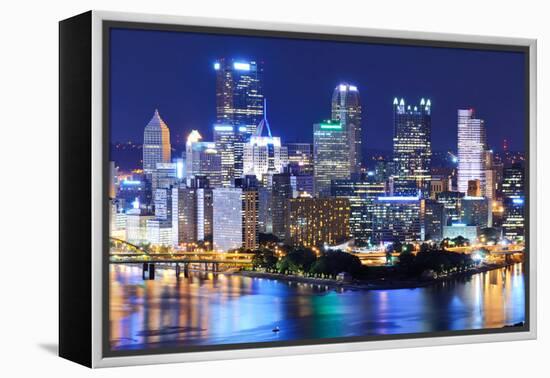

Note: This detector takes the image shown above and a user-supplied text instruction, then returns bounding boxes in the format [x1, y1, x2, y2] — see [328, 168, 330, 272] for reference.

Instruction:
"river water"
[109, 263, 525, 351]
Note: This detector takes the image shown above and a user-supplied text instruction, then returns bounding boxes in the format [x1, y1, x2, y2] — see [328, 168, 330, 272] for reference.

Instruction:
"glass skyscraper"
[457, 108, 487, 195]
[332, 83, 362, 175]
[392, 98, 432, 197]
[143, 109, 171, 176]
[313, 120, 351, 197]
[214, 58, 264, 135]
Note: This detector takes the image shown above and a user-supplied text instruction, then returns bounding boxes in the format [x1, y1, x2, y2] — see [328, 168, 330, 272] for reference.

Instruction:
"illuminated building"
[213, 188, 243, 252]
[421, 199, 446, 241]
[285, 142, 313, 175]
[110, 201, 126, 240]
[374, 160, 395, 182]
[313, 120, 350, 197]
[242, 188, 259, 250]
[429, 177, 450, 199]
[332, 83, 362, 174]
[151, 162, 178, 191]
[117, 178, 150, 210]
[502, 164, 525, 240]
[109, 161, 118, 199]
[372, 195, 421, 243]
[153, 188, 171, 221]
[146, 219, 172, 246]
[392, 98, 432, 197]
[186, 130, 222, 187]
[271, 173, 292, 241]
[213, 124, 248, 187]
[436, 191, 465, 225]
[126, 198, 154, 245]
[287, 197, 350, 247]
[258, 187, 273, 234]
[290, 174, 314, 198]
[171, 185, 197, 247]
[243, 101, 286, 182]
[457, 109, 486, 194]
[214, 58, 264, 135]
[143, 109, 171, 176]
[467, 179, 482, 197]
[331, 177, 386, 246]
[461, 196, 491, 228]
[484, 149, 496, 200]
[196, 188, 213, 242]
[443, 224, 478, 241]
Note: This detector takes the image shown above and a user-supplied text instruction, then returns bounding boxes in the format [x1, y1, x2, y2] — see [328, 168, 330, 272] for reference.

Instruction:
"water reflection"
[109, 264, 525, 351]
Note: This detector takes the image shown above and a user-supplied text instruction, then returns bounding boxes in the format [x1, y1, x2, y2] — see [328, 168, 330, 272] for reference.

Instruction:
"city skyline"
[109, 28, 526, 156]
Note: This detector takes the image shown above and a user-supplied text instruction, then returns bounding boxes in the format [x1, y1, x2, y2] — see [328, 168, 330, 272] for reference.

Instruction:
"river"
[109, 263, 525, 351]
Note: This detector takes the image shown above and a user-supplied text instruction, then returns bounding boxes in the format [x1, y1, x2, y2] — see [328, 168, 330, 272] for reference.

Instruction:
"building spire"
[255, 98, 272, 137]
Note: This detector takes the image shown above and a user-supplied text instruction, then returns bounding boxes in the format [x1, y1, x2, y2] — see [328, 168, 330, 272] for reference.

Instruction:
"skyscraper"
[214, 58, 264, 135]
[143, 109, 171, 176]
[242, 188, 259, 250]
[372, 195, 422, 243]
[213, 124, 248, 187]
[285, 142, 313, 175]
[171, 185, 197, 247]
[271, 173, 293, 241]
[392, 98, 432, 197]
[332, 83, 362, 174]
[243, 100, 286, 182]
[331, 177, 386, 246]
[313, 120, 350, 197]
[213, 188, 243, 252]
[186, 130, 222, 187]
[502, 164, 525, 240]
[457, 108, 487, 194]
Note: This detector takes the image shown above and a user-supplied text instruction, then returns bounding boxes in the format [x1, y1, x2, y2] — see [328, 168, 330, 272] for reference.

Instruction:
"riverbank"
[236, 262, 515, 291]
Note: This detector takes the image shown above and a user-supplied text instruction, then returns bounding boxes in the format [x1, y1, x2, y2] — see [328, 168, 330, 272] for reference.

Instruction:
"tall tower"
[143, 109, 171, 176]
[457, 108, 487, 195]
[214, 58, 264, 135]
[392, 98, 432, 196]
[332, 83, 362, 175]
[313, 120, 351, 197]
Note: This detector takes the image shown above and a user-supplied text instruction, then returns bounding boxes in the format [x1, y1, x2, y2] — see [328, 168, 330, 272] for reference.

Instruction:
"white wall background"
[0, 0, 546, 376]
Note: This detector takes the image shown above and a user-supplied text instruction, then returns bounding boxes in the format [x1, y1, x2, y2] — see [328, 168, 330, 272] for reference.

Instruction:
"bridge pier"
[175, 263, 181, 280]
[142, 263, 155, 280]
[183, 263, 189, 278]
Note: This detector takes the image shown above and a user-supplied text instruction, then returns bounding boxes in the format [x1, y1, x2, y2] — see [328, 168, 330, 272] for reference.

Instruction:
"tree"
[420, 243, 431, 253]
[452, 235, 469, 247]
[392, 240, 403, 253]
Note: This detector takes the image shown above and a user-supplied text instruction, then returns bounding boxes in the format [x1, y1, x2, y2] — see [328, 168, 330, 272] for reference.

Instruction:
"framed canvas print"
[59, 10, 537, 368]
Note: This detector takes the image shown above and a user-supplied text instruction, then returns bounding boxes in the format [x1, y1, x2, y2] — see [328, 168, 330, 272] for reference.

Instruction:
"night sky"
[109, 27, 526, 155]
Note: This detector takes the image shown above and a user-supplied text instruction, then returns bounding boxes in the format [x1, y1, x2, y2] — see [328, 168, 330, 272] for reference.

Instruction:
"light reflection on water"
[109, 263, 525, 351]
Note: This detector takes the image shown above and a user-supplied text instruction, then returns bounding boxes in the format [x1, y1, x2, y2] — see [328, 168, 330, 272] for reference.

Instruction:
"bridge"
[110, 238, 255, 280]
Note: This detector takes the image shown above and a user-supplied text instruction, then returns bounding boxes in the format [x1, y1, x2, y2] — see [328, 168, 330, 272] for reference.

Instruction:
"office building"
[143, 109, 171, 176]
[213, 188, 243, 252]
[313, 120, 350, 197]
[285, 142, 313, 175]
[392, 98, 432, 197]
[287, 197, 350, 247]
[186, 130, 222, 187]
[171, 185, 197, 247]
[502, 164, 525, 240]
[332, 83, 362, 174]
[151, 162, 178, 191]
[421, 199, 446, 241]
[243, 101, 286, 181]
[372, 196, 421, 243]
[214, 58, 264, 134]
[467, 179, 482, 197]
[242, 188, 259, 250]
[462, 196, 491, 228]
[443, 224, 478, 241]
[126, 199, 154, 245]
[213, 124, 248, 187]
[331, 178, 386, 246]
[270, 173, 292, 241]
[457, 109, 486, 194]
[436, 191, 465, 225]
[196, 188, 214, 242]
[290, 174, 314, 198]
[146, 219, 173, 246]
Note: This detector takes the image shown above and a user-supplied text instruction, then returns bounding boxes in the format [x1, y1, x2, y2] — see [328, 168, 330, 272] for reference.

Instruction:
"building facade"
[213, 188, 243, 252]
[332, 83, 362, 175]
[313, 120, 350, 197]
[287, 197, 350, 247]
[143, 109, 171, 176]
[392, 98, 432, 197]
[457, 109, 487, 194]
[214, 58, 264, 135]
[372, 196, 421, 243]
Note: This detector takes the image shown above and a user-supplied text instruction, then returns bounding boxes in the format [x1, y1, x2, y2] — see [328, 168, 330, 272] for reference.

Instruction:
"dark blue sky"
[109, 27, 526, 153]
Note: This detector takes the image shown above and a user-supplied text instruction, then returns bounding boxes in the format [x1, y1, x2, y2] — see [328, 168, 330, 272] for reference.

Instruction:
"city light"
[233, 62, 251, 71]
